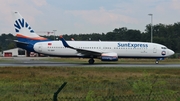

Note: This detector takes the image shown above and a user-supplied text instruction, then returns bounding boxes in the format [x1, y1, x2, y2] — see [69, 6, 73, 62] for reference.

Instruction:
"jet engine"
[101, 52, 118, 61]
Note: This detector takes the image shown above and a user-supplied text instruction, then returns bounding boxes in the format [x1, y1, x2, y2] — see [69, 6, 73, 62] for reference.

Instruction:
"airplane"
[12, 11, 175, 64]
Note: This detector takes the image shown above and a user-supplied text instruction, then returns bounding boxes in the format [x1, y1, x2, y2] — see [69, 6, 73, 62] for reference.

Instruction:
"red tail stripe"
[16, 34, 48, 40]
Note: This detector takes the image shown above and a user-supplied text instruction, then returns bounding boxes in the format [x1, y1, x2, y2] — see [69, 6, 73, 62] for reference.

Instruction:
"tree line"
[1, 22, 180, 53]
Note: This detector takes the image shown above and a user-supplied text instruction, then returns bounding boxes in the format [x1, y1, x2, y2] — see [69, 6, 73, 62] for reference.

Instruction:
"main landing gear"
[88, 58, 95, 64]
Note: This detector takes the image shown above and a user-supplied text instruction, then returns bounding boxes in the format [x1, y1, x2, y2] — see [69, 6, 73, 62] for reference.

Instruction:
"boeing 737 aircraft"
[12, 11, 174, 64]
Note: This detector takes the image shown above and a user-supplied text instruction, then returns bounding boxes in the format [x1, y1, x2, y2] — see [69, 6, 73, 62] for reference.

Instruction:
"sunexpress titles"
[117, 43, 148, 48]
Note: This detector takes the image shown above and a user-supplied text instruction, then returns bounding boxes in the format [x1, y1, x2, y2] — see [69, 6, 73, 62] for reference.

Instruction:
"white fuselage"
[33, 41, 174, 58]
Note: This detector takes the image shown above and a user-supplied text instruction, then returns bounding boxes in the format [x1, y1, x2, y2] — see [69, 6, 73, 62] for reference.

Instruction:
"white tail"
[12, 11, 40, 38]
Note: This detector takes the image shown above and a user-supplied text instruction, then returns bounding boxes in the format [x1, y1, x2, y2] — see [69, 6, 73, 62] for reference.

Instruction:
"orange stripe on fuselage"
[16, 34, 48, 40]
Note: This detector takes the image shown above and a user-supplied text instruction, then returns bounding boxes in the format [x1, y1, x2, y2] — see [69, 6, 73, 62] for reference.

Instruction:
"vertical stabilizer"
[12, 11, 47, 40]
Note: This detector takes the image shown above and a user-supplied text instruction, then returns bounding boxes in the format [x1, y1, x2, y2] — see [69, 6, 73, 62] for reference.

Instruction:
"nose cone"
[168, 49, 175, 56]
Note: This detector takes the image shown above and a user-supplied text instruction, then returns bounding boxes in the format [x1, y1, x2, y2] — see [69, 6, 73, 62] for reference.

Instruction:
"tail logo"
[14, 18, 34, 33]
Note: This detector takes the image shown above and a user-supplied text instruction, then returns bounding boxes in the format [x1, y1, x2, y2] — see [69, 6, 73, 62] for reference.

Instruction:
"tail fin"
[12, 11, 47, 40]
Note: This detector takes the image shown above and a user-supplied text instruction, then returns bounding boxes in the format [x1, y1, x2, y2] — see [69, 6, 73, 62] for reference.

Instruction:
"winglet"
[59, 35, 70, 47]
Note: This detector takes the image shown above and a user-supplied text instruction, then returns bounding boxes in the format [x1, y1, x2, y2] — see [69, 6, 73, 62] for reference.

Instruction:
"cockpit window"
[161, 47, 167, 49]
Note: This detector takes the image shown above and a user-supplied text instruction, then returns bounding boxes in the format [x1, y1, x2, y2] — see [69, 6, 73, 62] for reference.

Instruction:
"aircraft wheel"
[155, 61, 159, 64]
[88, 58, 94, 64]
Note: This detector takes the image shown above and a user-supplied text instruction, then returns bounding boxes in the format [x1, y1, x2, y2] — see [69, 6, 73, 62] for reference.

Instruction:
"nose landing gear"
[155, 60, 159, 64]
[155, 58, 164, 64]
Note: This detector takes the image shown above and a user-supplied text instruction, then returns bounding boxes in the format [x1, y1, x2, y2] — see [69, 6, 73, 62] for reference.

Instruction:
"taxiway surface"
[0, 57, 180, 67]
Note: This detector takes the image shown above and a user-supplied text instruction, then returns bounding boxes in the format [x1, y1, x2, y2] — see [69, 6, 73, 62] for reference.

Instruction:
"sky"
[1, 0, 180, 36]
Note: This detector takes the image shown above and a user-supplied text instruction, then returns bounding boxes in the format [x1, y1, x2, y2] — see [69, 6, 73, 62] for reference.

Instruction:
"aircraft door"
[153, 45, 157, 53]
[38, 43, 42, 52]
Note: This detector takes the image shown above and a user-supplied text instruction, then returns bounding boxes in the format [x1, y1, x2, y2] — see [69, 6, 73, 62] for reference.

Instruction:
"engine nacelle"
[101, 52, 118, 61]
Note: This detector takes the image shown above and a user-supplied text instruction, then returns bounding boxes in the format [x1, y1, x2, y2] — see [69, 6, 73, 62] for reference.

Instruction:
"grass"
[0, 66, 180, 100]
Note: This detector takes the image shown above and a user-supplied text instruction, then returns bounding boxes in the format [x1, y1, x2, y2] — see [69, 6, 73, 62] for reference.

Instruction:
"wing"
[59, 36, 101, 56]
[76, 48, 101, 56]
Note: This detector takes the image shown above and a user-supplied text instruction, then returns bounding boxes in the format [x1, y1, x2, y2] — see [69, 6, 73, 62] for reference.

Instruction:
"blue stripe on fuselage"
[16, 37, 50, 52]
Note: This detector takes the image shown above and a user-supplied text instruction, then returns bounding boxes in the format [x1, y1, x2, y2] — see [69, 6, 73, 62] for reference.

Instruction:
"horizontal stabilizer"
[14, 40, 29, 45]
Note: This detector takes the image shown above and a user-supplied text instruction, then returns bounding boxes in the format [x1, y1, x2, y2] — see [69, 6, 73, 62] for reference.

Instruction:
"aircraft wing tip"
[60, 35, 63, 39]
